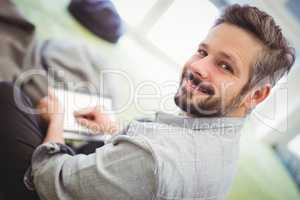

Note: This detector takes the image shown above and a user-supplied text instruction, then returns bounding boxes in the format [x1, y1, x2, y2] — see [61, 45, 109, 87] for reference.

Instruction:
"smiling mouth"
[185, 72, 215, 96]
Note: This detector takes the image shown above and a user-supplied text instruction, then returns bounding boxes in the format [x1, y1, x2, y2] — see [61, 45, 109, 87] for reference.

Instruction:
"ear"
[245, 84, 272, 109]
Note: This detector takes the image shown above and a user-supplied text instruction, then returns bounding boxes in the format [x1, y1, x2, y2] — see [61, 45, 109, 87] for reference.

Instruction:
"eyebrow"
[198, 43, 241, 76]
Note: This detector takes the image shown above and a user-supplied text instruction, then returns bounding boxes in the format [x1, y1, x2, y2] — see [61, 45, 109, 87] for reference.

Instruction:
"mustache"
[185, 71, 215, 96]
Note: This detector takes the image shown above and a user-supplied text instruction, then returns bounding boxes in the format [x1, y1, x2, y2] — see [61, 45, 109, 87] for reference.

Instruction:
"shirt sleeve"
[28, 139, 156, 200]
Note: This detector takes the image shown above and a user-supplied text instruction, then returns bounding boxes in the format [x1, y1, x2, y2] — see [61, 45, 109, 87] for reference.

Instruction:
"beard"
[174, 70, 243, 117]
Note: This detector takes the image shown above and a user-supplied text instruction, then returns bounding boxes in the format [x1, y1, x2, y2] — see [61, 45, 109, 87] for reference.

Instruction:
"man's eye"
[197, 49, 207, 57]
[219, 63, 234, 73]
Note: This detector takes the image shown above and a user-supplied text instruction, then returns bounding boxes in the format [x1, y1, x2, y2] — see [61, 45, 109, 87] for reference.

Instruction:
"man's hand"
[37, 88, 65, 144]
[74, 106, 118, 134]
[37, 88, 64, 123]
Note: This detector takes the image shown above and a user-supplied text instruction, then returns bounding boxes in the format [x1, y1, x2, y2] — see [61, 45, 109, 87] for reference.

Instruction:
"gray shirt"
[25, 112, 244, 200]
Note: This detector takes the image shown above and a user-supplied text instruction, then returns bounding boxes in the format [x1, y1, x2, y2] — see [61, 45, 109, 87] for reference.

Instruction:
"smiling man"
[0, 4, 295, 200]
[175, 16, 292, 118]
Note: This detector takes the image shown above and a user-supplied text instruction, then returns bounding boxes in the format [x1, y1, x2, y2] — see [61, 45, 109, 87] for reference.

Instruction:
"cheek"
[214, 79, 243, 99]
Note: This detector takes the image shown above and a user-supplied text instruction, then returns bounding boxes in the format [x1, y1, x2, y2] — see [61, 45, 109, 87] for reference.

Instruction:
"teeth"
[198, 87, 207, 94]
[188, 80, 196, 89]
[187, 79, 213, 95]
[192, 78, 200, 86]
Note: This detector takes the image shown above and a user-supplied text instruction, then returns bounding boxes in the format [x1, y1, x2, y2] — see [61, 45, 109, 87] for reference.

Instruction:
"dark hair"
[215, 4, 295, 90]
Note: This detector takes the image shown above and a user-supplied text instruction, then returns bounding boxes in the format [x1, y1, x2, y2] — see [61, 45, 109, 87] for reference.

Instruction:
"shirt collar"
[155, 111, 245, 130]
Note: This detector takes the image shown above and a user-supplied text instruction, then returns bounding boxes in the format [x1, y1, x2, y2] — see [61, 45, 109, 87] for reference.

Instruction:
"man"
[0, 4, 295, 200]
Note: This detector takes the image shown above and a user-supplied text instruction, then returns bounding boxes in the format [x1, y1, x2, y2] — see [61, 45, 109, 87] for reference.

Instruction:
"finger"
[47, 87, 53, 98]
[37, 97, 49, 110]
[76, 117, 93, 127]
[74, 113, 95, 121]
[47, 87, 60, 101]
[76, 117, 87, 124]
[74, 106, 96, 117]
[76, 118, 100, 133]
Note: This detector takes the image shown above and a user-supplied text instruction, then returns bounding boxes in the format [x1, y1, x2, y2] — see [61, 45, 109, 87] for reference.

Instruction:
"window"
[114, 0, 219, 65]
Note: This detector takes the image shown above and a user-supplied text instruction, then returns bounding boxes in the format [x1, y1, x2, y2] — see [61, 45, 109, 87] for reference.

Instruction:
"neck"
[183, 107, 248, 118]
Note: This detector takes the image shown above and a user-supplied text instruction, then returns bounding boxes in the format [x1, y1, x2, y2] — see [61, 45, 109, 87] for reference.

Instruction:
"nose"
[189, 56, 213, 80]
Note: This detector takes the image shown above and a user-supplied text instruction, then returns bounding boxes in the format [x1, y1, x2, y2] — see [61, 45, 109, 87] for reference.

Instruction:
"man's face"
[175, 23, 263, 117]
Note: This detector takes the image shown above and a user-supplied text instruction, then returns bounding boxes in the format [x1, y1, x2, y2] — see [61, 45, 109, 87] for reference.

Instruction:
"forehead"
[203, 23, 263, 77]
